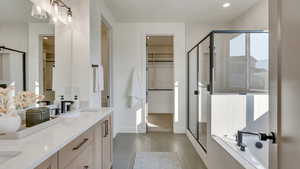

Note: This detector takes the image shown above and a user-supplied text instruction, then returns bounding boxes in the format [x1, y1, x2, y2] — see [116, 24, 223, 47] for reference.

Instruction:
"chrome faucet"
[61, 100, 74, 113]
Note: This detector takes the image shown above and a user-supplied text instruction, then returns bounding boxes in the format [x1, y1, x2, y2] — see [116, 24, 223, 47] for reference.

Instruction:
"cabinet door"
[64, 145, 93, 169]
[102, 117, 112, 169]
[94, 122, 103, 169]
[35, 154, 58, 169]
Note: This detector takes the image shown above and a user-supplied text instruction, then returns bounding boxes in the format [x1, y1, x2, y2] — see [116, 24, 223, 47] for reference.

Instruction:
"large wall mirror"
[0, 0, 56, 102]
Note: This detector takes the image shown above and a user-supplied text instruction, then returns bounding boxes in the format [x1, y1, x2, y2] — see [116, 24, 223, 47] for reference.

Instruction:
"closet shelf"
[147, 60, 173, 63]
[148, 53, 173, 56]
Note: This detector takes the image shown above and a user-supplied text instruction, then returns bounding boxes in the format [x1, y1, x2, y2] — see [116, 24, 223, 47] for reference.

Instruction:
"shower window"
[213, 32, 268, 94]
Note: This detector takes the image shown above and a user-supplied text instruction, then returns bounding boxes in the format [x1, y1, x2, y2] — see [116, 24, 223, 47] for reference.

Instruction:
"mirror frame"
[0, 46, 26, 90]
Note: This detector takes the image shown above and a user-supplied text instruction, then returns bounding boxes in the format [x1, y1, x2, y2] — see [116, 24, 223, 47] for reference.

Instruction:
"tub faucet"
[236, 130, 276, 151]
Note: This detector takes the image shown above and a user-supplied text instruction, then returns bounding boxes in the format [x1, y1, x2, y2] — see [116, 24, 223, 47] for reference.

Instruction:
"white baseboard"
[186, 129, 208, 167]
[118, 126, 146, 133]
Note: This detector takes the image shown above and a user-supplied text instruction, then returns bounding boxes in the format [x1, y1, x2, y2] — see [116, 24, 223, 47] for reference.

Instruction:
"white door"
[270, 0, 300, 168]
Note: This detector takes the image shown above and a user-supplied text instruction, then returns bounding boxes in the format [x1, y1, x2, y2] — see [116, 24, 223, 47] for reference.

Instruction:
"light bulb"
[36, 5, 42, 14]
[68, 15, 72, 22]
[222, 2, 231, 8]
[53, 2, 59, 14]
[67, 8, 72, 23]
[53, 17, 58, 23]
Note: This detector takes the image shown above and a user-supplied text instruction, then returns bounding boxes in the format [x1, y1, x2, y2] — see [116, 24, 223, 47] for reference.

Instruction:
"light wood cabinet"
[101, 116, 112, 169]
[34, 114, 112, 169]
[34, 154, 58, 169]
[64, 145, 94, 169]
[59, 127, 94, 169]
[94, 115, 112, 169]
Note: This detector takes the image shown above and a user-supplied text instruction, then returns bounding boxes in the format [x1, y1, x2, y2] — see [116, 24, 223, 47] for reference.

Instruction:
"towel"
[92, 65, 104, 93]
[98, 65, 104, 91]
[128, 69, 143, 108]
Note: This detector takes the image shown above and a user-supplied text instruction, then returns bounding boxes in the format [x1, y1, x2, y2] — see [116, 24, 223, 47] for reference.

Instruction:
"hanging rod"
[148, 53, 173, 56]
[148, 89, 174, 91]
[148, 60, 174, 63]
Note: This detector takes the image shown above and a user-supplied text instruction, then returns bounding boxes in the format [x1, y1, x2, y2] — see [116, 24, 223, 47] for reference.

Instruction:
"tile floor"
[113, 133, 207, 169]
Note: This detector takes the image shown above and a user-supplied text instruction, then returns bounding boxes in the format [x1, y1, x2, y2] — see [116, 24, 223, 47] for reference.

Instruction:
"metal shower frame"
[186, 30, 268, 152]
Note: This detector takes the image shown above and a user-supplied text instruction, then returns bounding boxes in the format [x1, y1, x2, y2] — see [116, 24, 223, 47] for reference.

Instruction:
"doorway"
[146, 36, 174, 132]
[41, 36, 55, 103]
[101, 20, 112, 107]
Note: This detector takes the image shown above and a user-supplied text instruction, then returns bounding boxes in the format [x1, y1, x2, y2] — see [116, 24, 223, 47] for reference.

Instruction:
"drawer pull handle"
[72, 138, 89, 151]
[83, 165, 89, 169]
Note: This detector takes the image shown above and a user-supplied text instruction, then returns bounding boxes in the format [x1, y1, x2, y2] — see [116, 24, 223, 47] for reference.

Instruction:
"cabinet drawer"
[64, 144, 93, 169]
[59, 127, 94, 169]
[35, 153, 58, 169]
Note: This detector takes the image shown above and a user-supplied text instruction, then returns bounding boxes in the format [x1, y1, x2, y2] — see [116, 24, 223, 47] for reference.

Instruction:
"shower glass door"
[197, 37, 210, 150]
[188, 47, 198, 138]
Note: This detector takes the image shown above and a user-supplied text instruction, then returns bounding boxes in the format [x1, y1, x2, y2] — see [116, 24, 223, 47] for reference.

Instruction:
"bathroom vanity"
[0, 108, 113, 169]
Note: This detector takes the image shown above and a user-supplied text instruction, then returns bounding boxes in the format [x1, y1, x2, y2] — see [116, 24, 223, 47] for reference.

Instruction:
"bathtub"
[213, 135, 267, 169]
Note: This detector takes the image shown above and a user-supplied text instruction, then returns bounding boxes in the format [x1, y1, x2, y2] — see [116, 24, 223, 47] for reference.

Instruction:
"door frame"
[39, 34, 55, 96]
[145, 35, 175, 133]
[269, 0, 280, 168]
[101, 16, 113, 107]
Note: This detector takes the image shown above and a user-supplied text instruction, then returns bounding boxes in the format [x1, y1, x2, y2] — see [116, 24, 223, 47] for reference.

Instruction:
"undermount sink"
[60, 111, 81, 118]
[0, 151, 21, 164]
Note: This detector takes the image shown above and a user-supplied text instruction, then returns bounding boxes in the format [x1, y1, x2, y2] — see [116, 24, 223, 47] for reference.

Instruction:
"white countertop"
[0, 108, 113, 169]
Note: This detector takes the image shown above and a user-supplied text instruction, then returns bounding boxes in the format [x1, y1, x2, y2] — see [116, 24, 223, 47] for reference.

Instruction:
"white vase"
[0, 113, 21, 133]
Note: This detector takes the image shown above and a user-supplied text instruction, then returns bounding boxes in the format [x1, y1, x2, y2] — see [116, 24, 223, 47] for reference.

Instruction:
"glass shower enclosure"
[187, 30, 269, 157]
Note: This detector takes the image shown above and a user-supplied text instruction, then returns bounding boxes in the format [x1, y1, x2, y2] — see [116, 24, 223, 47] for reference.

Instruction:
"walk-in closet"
[146, 36, 174, 132]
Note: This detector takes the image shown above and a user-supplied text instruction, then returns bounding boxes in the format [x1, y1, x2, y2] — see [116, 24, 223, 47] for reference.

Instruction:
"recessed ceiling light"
[43, 37, 48, 40]
[223, 2, 231, 8]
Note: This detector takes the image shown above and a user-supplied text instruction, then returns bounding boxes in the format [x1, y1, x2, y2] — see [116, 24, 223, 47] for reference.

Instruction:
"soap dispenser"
[71, 95, 80, 111]
[59, 95, 64, 114]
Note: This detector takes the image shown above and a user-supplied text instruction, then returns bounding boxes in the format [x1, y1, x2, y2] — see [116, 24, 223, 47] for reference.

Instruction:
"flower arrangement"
[0, 86, 15, 114]
[14, 91, 44, 110]
[0, 87, 44, 114]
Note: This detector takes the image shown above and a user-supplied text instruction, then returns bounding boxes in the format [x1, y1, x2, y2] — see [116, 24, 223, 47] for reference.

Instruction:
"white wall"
[230, 0, 268, 30]
[113, 22, 186, 134]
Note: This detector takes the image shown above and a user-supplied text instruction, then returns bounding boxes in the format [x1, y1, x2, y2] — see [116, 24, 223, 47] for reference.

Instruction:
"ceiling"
[104, 0, 260, 23]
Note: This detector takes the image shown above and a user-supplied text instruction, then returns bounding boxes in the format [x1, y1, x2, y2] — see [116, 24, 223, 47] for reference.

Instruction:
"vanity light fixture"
[67, 8, 72, 23]
[50, 0, 73, 23]
[53, 1, 59, 14]
[222, 2, 231, 8]
[31, 4, 48, 20]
